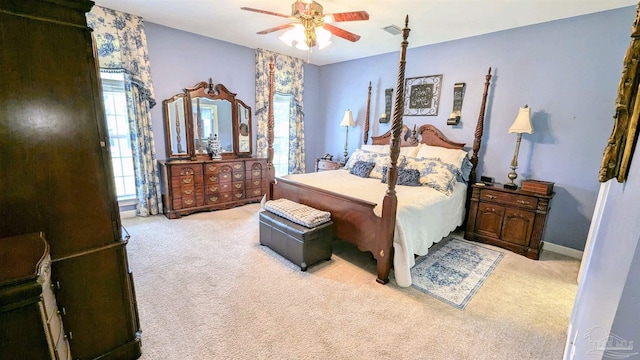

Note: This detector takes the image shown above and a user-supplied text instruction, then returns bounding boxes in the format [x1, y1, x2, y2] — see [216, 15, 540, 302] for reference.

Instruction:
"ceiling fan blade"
[256, 24, 293, 35]
[326, 11, 369, 23]
[240, 7, 290, 19]
[324, 24, 360, 42]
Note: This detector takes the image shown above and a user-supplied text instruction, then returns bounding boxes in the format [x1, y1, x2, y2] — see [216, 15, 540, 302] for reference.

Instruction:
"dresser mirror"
[162, 93, 190, 158]
[237, 99, 252, 155]
[162, 78, 252, 160]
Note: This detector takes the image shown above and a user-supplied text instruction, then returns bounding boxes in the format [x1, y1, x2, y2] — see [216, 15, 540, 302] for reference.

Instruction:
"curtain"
[87, 6, 162, 216]
[255, 48, 305, 174]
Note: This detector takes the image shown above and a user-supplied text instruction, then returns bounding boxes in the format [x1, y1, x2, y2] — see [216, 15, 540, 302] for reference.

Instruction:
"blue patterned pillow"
[344, 149, 381, 170]
[370, 154, 407, 179]
[349, 160, 376, 178]
[380, 166, 421, 186]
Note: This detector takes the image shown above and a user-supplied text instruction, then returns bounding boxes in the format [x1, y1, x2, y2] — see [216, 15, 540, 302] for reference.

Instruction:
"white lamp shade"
[508, 106, 534, 134]
[340, 109, 355, 127]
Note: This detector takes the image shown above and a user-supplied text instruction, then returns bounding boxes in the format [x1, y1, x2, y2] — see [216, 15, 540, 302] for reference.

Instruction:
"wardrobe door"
[0, 1, 141, 359]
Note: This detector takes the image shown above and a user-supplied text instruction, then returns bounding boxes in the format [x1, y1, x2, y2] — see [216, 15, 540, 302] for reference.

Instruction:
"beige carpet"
[122, 204, 579, 360]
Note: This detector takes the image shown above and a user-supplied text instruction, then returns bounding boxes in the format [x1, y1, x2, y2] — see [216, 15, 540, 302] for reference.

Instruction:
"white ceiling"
[93, 0, 636, 66]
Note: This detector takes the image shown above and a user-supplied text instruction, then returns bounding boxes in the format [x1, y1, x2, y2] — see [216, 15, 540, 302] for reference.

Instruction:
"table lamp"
[340, 109, 355, 161]
[504, 105, 533, 190]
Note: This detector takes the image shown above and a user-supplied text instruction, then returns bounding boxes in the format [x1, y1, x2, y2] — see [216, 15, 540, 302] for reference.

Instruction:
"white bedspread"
[281, 169, 467, 287]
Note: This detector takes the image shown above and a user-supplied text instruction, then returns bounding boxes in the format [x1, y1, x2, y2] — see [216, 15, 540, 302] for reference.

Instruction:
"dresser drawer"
[232, 171, 244, 181]
[479, 189, 537, 209]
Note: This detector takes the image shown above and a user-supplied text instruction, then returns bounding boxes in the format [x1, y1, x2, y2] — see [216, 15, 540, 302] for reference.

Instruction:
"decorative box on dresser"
[1, 1, 141, 359]
[0, 232, 71, 360]
[160, 158, 268, 218]
[464, 183, 554, 259]
[315, 158, 342, 172]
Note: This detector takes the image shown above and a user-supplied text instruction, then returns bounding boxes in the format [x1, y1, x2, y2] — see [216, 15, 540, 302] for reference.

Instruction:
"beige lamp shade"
[340, 109, 355, 127]
[508, 105, 533, 134]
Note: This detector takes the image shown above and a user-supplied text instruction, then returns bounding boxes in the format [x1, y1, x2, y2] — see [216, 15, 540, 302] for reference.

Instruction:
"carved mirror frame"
[162, 92, 190, 159]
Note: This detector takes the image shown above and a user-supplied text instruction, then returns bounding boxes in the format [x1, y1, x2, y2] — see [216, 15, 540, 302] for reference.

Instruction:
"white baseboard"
[542, 241, 583, 259]
[120, 210, 137, 219]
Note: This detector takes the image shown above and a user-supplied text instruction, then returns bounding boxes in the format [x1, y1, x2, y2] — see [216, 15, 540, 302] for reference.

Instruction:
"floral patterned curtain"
[87, 6, 162, 216]
[255, 49, 305, 174]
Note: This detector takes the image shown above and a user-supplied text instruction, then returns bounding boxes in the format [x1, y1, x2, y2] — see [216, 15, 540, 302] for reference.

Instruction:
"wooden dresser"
[0, 233, 71, 360]
[160, 158, 268, 218]
[464, 184, 554, 259]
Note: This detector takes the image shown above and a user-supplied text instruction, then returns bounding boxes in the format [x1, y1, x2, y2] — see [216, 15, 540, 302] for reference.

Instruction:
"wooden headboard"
[370, 124, 465, 149]
[370, 124, 418, 147]
[417, 124, 465, 149]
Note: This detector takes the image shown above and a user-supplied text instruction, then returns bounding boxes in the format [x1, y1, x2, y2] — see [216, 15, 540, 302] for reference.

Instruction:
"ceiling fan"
[240, 0, 369, 50]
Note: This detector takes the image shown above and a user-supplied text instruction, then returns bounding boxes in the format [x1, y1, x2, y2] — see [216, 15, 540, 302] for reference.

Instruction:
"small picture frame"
[403, 74, 443, 116]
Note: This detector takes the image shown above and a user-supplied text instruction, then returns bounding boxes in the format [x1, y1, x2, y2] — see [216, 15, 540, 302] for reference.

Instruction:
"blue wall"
[144, 6, 635, 251]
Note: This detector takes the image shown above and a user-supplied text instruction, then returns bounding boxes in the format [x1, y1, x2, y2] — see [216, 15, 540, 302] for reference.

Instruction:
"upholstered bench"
[259, 199, 334, 271]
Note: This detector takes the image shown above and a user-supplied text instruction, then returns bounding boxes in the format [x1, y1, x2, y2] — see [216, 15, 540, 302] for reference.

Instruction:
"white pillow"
[360, 144, 389, 154]
[400, 145, 421, 158]
[416, 144, 468, 169]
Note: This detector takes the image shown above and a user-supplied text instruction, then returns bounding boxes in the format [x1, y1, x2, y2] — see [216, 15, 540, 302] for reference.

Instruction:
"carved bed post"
[376, 15, 410, 285]
[267, 57, 276, 200]
[364, 81, 372, 144]
[469, 67, 492, 185]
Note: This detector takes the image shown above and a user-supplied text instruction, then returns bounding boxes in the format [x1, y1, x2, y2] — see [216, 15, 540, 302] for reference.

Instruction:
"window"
[273, 93, 292, 177]
[100, 72, 136, 201]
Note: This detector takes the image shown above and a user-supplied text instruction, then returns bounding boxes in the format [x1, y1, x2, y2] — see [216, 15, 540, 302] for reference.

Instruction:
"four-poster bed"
[264, 16, 493, 286]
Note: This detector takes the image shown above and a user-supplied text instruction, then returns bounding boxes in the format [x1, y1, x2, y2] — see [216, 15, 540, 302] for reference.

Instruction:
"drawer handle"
[210, 196, 218, 202]
[485, 194, 496, 199]
[209, 186, 218, 192]
[234, 164, 242, 169]
[184, 199, 193, 205]
[182, 177, 192, 184]
[234, 183, 242, 189]
[51, 281, 61, 291]
[253, 180, 260, 186]
[517, 200, 530, 205]
[208, 165, 217, 172]
[209, 176, 217, 182]
[183, 189, 193, 195]
[234, 173, 242, 179]
[235, 193, 243, 198]
[253, 171, 261, 176]
[253, 189, 261, 195]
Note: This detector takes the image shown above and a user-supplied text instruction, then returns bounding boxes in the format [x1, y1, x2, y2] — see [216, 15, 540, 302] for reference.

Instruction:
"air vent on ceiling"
[383, 25, 402, 36]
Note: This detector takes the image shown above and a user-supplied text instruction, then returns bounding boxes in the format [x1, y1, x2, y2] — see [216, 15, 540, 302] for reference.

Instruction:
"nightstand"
[315, 158, 342, 172]
[464, 183, 554, 259]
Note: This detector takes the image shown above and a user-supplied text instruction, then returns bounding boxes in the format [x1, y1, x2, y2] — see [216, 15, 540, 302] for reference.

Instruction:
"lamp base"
[503, 183, 518, 190]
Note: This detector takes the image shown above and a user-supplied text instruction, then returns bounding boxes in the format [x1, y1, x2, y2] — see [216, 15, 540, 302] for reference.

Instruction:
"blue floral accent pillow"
[380, 166, 421, 186]
[349, 160, 376, 178]
[344, 149, 381, 170]
[370, 154, 407, 179]
[403, 158, 458, 195]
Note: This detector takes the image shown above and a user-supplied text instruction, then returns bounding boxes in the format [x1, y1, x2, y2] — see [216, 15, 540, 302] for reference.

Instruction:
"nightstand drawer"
[316, 159, 341, 171]
[480, 189, 537, 209]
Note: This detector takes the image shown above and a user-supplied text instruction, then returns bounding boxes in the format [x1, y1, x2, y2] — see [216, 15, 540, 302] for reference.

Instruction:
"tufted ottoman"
[259, 199, 334, 271]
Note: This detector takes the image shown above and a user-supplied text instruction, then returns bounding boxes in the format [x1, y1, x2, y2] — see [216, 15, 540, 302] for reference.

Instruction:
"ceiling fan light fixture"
[279, 23, 305, 47]
[316, 26, 332, 49]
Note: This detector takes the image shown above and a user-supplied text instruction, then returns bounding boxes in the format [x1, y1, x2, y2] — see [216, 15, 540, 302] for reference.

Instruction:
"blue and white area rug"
[410, 237, 503, 310]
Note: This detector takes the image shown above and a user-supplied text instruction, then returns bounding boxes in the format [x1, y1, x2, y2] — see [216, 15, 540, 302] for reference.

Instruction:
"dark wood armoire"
[0, 1, 141, 359]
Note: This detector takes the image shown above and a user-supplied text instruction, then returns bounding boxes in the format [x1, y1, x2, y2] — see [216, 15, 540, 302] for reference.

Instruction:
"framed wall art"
[403, 74, 443, 116]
